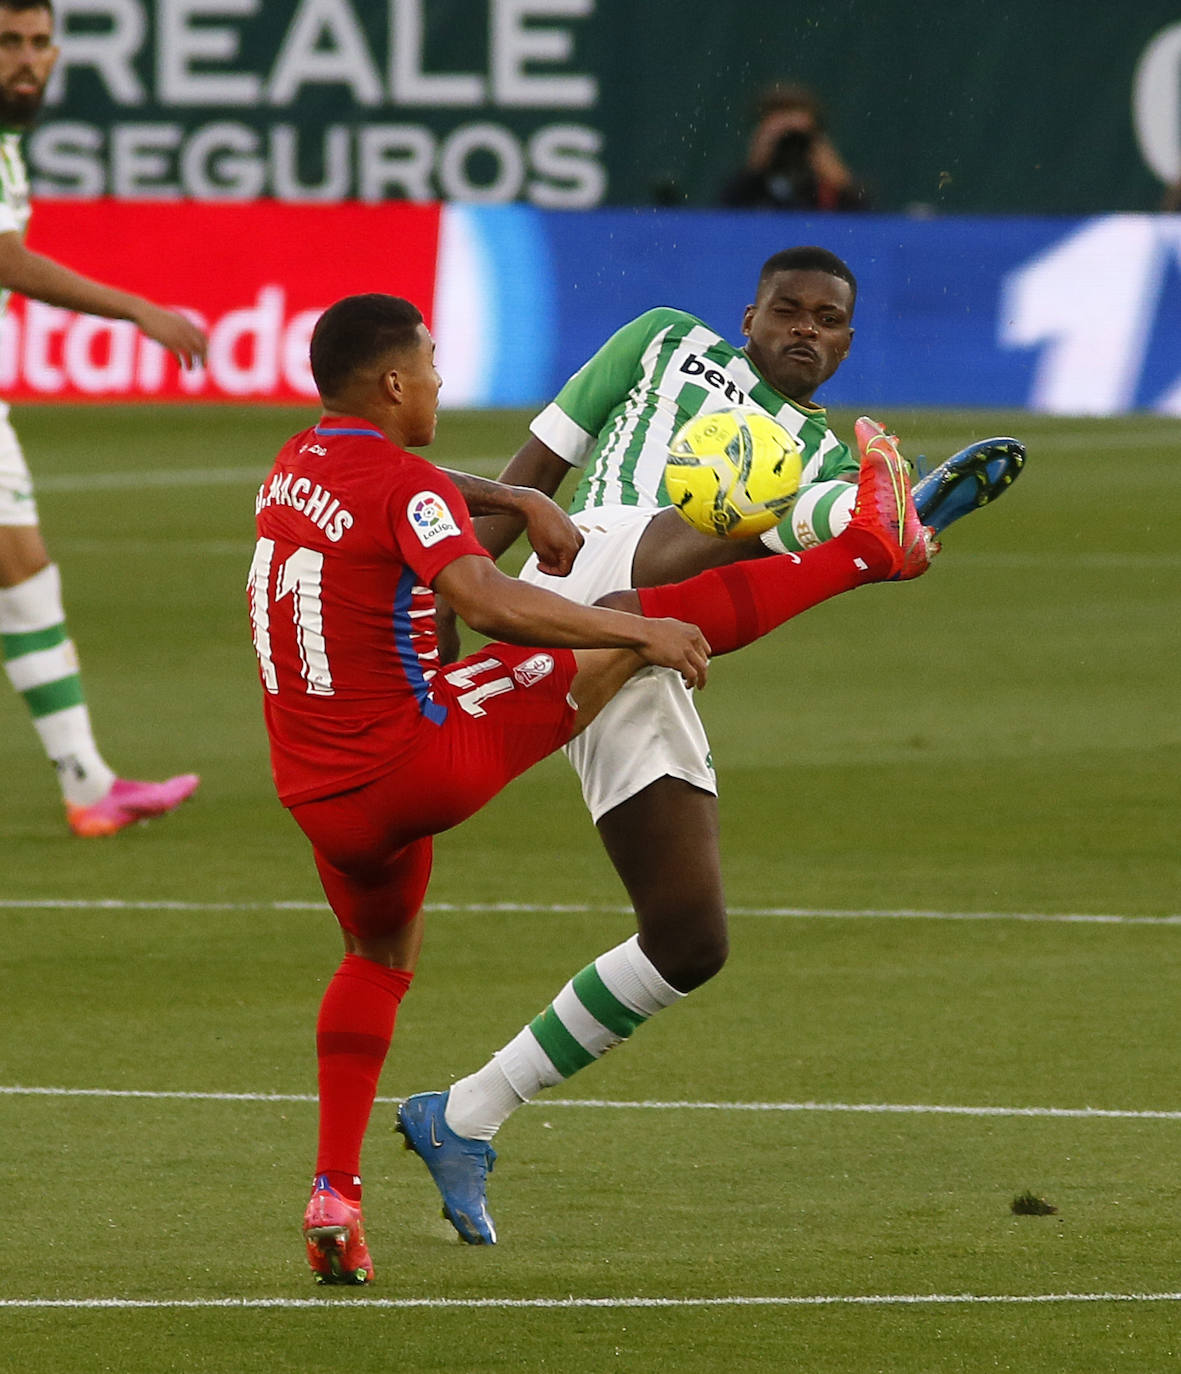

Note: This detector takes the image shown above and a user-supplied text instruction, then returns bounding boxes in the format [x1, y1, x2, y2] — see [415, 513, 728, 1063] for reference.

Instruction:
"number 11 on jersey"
[248, 537, 335, 697]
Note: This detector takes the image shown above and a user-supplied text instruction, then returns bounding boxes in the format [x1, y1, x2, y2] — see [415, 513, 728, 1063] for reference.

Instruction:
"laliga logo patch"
[513, 653, 555, 687]
[408, 490, 460, 547]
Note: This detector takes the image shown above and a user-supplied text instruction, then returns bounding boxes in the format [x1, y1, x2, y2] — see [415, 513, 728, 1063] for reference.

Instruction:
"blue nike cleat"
[396, 1090, 498, 1245]
[912, 437, 1026, 535]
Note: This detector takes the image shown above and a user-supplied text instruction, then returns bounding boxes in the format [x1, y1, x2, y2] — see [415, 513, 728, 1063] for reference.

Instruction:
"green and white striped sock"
[0, 563, 114, 805]
[444, 935, 684, 1141]
[761, 478, 855, 554]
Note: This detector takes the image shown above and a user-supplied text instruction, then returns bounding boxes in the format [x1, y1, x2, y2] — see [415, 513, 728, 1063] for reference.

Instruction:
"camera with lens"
[766, 131, 818, 204]
[769, 131, 814, 175]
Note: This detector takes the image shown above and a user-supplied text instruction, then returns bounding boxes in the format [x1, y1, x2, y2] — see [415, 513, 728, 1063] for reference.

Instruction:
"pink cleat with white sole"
[66, 774, 200, 837]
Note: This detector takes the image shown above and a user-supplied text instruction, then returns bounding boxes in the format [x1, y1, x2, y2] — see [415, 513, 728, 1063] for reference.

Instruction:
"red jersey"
[249, 416, 491, 805]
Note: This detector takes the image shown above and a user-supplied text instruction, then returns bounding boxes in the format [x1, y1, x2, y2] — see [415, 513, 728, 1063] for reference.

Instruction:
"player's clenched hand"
[519, 489, 584, 576]
[637, 618, 711, 690]
[133, 302, 208, 369]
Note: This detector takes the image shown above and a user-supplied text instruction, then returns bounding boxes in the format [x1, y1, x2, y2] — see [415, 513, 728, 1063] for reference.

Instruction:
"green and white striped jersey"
[529, 307, 857, 516]
[0, 129, 31, 317]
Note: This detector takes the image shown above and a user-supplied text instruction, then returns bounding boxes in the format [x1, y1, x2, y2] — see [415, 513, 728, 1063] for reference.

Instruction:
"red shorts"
[289, 644, 578, 938]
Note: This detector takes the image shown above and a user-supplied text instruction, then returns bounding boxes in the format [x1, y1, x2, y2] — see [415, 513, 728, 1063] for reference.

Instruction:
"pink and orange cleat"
[850, 417, 938, 582]
[66, 773, 200, 837]
[303, 1176, 373, 1286]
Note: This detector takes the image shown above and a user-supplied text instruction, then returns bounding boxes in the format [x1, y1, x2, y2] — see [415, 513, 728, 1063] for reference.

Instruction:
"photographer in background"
[720, 83, 870, 212]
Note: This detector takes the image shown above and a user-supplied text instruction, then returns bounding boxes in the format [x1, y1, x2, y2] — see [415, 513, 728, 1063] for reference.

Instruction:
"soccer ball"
[665, 408, 803, 538]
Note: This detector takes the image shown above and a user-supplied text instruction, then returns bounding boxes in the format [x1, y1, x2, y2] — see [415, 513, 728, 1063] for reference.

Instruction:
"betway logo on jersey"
[677, 353, 748, 406]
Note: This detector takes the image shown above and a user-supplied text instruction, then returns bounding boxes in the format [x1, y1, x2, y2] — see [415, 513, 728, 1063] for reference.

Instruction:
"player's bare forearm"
[434, 554, 708, 686]
[0, 238, 139, 317]
[444, 442, 581, 574]
[479, 437, 576, 559]
[437, 555, 626, 646]
[496, 436, 573, 497]
[0, 236, 207, 366]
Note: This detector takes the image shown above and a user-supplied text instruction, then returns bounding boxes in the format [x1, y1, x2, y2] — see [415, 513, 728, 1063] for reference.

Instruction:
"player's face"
[741, 269, 854, 403]
[0, 6, 58, 127]
[394, 324, 442, 447]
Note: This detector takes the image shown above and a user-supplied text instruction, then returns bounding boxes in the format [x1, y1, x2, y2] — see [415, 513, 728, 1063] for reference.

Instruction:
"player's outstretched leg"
[632, 416, 932, 654]
[397, 1090, 498, 1244]
[302, 1174, 374, 1285]
[66, 773, 201, 837]
[912, 437, 1026, 534]
[763, 435, 1024, 556]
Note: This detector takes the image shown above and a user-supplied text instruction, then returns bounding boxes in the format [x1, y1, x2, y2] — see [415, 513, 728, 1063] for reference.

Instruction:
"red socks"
[314, 954, 414, 1186]
[637, 528, 891, 655]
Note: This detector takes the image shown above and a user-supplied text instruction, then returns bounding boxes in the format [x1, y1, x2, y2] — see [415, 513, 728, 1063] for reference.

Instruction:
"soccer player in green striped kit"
[398, 246, 1024, 1242]
[0, 0, 207, 834]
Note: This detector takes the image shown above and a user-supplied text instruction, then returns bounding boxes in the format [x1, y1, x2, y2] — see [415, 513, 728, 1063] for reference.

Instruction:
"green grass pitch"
[1, 405, 1179, 1372]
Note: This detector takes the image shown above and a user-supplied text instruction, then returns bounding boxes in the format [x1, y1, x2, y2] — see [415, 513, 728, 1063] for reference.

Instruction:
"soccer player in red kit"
[248, 292, 930, 1284]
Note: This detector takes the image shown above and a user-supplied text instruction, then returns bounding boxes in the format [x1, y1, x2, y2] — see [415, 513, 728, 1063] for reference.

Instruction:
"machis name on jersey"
[255, 468, 354, 543]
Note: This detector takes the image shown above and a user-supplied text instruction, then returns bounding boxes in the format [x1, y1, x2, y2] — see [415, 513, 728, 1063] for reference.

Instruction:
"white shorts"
[520, 505, 717, 823]
[0, 403, 37, 526]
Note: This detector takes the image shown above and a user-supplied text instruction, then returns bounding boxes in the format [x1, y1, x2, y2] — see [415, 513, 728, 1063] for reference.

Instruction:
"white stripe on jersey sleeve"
[530, 401, 597, 467]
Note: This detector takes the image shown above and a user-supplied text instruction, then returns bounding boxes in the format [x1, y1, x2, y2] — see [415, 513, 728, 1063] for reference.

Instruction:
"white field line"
[36, 467, 265, 492]
[2, 1292, 1181, 1311]
[57, 539, 244, 556]
[1, 898, 1179, 924]
[34, 459, 507, 493]
[30, 420, 1181, 496]
[2, 1084, 1179, 1121]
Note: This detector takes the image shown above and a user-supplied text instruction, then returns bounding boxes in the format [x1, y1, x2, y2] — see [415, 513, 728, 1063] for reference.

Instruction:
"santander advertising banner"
[7, 200, 444, 402]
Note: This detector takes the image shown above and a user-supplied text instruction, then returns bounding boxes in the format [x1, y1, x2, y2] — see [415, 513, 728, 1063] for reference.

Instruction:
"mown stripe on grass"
[34, 458, 508, 493]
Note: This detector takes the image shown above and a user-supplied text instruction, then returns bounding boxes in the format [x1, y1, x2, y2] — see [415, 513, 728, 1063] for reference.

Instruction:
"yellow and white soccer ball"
[665, 408, 803, 538]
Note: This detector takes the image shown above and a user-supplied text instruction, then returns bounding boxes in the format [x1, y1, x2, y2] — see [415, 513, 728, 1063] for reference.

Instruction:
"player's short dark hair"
[756, 247, 857, 307]
[754, 82, 825, 129]
[0, 0, 55, 16]
[309, 294, 424, 399]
